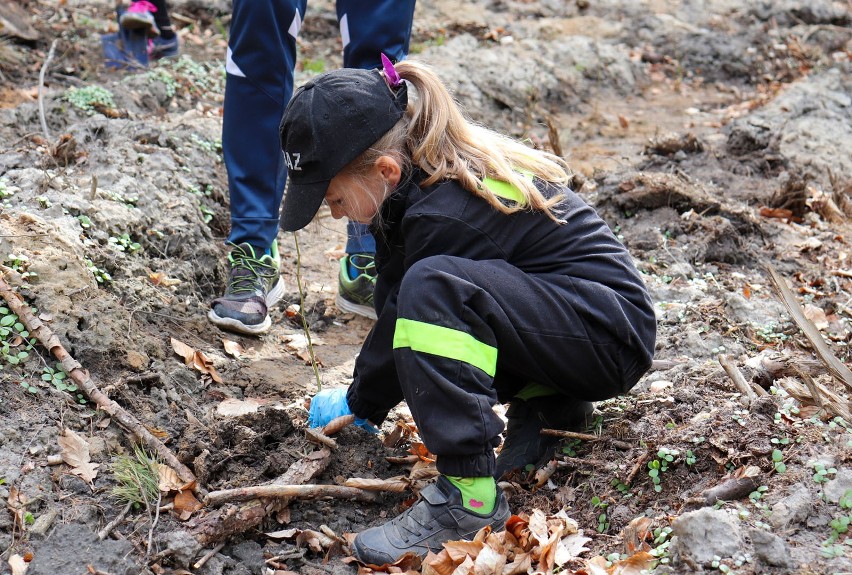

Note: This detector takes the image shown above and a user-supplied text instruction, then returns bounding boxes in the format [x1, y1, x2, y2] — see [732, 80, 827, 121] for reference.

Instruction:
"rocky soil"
[0, 0, 850, 573]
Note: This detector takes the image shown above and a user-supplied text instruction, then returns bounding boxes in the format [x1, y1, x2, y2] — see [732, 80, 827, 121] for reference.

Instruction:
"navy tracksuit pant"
[223, 0, 416, 250]
[393, 256, 654, 477]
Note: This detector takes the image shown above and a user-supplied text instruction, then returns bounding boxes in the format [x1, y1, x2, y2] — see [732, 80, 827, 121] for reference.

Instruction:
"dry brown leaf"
[501, 552, 532, 575]
[170, 337, 194, 365]
[6, 486, 27, 530]
[8, 554, 27, 575]
[174, 489, 202, 519]
[611, 551, 655, 574]
[803, 303, 829, 331]
[57, 428, 99, 488]
[222, 339, 244, 359]
[444, 540, 484, 562]
[192, 350, 223, 383]
[622, 516, 653, 554]
[324, 244, 346, 260]
[582, 556, 612, 575]
[266, 528, 300, 539]
[556, 531, 592, 566]
[156, 463, 183, 493]
[422, 549, 455, 575]
[473, 544, 505, 574]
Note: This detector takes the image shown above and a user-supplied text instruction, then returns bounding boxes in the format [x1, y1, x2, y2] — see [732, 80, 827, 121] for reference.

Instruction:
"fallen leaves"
[411, 509, 589, 575]
[282, 333, 324, 366]
[8, 554, 27, 575]
[170, 337, 223, 383]
[57, 428, 99, 488]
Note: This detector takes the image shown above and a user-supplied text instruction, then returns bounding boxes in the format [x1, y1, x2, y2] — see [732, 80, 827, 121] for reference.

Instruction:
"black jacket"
[347, 173, 656, 423]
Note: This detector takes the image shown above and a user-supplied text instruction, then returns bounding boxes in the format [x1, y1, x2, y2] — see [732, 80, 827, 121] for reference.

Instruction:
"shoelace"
[127, 1, 158, 13]
[349, 255, 377, 284]
[390, 504, 429, 542]
[227, 247, 277, 295]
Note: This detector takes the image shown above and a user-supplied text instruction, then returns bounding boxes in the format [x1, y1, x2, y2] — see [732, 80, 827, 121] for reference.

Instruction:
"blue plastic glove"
[307, 388, 379, 433]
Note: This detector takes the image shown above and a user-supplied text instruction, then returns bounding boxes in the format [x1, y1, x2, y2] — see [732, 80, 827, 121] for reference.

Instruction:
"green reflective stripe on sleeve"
[483, 172, 533, 205]
[393, 318, 497, 377]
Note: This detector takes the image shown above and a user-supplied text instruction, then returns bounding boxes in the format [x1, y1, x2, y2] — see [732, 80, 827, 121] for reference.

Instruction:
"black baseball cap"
[278, 68, 408, 231]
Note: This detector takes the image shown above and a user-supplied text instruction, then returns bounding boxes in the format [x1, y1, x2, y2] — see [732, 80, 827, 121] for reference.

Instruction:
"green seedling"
[648, 447, 679, 492]
[591, 496, 609, 533]
[77, 214, 92, 229]
[561, 438, 581, 457]
[650, 526, 673, 564]
[200, 204, 215, 224]
[685, 450, 697, 466]
[84, 259, 112, 284]
[611, 478, 632, 498]
[749, 485, 769, 503]
[771, 449, 786, 473]
[63, 85, 116, 114]
[811, 462, 837, 484]
[111, 444, 160, 508]
[108, 233, 141, 253]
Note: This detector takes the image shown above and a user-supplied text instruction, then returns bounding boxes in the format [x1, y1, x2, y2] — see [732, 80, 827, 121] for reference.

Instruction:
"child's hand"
[307, 388, 378, 433]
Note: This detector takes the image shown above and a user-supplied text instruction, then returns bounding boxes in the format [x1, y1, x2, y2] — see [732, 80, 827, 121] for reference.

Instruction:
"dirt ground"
[0, 0, 851, 573]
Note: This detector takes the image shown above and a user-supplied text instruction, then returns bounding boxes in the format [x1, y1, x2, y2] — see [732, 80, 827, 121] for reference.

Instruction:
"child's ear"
[375, 156, 401, 187]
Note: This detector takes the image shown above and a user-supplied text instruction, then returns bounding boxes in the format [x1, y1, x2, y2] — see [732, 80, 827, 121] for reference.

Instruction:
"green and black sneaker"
[336, 253, 377, 320]
[208, 242, 284, 335]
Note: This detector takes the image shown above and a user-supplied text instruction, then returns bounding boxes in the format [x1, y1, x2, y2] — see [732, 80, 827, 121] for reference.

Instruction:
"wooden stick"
[305, 427, 337, 449]
[0, 276, 197, 489]
[205, 484, 377, 507]
[624, 451, 650, 486]
[798, 370, 827, 411]
[540, 428, 632, 450]
[718, 354, 756, 404]
[97, 501, 132, 540]
[193, 543, 225, 570]
[767, 265, 852, 392]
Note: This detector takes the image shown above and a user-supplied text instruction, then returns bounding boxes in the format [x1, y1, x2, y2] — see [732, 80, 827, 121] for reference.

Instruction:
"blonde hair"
[346, 60, 571, 222]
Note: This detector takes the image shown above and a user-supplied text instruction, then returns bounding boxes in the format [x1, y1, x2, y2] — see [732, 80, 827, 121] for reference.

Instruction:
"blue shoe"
[151, 35, 179, 59]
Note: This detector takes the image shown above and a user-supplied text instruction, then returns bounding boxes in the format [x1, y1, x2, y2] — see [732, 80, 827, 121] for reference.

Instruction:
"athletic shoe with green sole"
[353, 475, 510, 565]
[336, 253, 377, 320]
[208, 242, 284, 335]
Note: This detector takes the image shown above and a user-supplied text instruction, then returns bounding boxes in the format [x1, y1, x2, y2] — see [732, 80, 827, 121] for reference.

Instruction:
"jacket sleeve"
[346, 208, 504, 423]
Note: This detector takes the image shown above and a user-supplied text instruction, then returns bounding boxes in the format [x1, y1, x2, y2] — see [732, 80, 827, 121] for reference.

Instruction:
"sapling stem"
[292, 232, 321, 391]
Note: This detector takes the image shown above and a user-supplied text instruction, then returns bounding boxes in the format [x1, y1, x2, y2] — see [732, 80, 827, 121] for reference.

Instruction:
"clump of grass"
[111, 445, 159, 507]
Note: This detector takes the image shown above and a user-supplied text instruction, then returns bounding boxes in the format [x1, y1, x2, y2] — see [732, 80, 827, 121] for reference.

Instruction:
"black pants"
[393, 255, 654, 477]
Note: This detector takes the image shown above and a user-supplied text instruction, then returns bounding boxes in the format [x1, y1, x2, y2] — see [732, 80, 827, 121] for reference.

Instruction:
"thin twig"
[624, 450, 650, 486]
[540, 428, 633, 450]
[305, 427, 338, 450]
[38, 39, 58, 142]
[97, 502, 133, 540]
[718, 354, 756, 405]
[146, 492, 163, 559]
[293, 232, 322, 390]
[193, 543, 225, 570]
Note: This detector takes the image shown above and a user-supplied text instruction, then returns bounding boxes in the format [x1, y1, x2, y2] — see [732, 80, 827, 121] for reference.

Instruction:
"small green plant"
[811, 462, 837, 484]
[770, 435, 791, 446]
[190, 134, 222, 155]
[772, 449, 786, 473]
[749, 485, 769, 504]
[650, 526, 673, 564]
[591, 496, 609, 533]
[199, 204, 215, 224]
[0, 308, 30, 367]
[0, 180, 12, 200]
[5, 253, 37, 282]
[36, 195, 51, 208]
[561, 438, 581, 457]
[685, 450, 697, 466]
[84, 259, 112, 284]
[108, 233, 141, 253]
[111, 445, 160, 508]
[648, 447, 679, 492]
[77, 214, 92, 229]
[63, 85, 116, 114]
[18, 380, 38, 394]
[611, 478, 632, 498]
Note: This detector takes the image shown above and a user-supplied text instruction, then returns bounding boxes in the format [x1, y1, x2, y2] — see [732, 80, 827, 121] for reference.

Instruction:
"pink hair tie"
[128, 1, 158, 13]
[381, 53, 402, 89]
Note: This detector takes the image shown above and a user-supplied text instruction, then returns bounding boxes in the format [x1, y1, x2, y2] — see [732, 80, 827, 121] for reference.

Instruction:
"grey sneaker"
[208, 243, 284, 335]
[353, 476, 510, 565]
[335, 254, 377, 320]
[494, 396, 595, 479]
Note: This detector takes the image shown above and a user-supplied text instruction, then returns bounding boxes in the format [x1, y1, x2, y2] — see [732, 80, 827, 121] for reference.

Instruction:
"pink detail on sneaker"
[468, 499, 484, 508]
[128, 1, 158, 13]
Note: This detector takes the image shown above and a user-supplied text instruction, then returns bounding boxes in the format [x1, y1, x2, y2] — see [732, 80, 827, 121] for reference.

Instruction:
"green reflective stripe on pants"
[393, 318, 497, 377]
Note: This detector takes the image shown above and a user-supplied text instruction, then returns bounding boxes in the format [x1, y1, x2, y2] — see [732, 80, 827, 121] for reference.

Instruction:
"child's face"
[325, 172, 385, 224]
[324, 156, 401, 224]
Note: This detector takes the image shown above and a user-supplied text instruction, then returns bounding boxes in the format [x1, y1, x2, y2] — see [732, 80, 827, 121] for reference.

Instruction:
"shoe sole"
[208, 277, 285, 336]
[335, 294, 377, 320]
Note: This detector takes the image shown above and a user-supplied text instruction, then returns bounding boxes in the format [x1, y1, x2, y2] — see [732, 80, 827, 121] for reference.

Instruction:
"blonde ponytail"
[350, 60, 571, 222]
